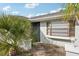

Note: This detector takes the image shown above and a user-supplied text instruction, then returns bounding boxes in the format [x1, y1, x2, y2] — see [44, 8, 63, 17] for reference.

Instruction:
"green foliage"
[0, 14, 31, 55]
[31, 30, 38, 43]
[64, 3, 79, 20]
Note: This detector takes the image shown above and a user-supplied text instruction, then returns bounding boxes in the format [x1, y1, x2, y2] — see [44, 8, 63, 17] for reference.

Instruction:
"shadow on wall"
[40, 30, 53, 44]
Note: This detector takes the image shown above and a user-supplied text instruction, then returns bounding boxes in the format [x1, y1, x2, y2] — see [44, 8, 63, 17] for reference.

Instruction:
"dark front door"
[32, 22, 40, 42]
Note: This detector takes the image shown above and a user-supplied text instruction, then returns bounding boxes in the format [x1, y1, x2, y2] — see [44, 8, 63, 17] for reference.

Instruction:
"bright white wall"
[40, 22, 48, 43]
[75, 25, 79, 41]
[40, 22, 47, 35]
[75, 21, 79, 47]
[40, 21, 70, 45]
[40, 20, 79, 56]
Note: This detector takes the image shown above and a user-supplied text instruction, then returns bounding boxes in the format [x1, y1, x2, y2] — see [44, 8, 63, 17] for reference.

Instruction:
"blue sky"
[0, 3, 65, 18]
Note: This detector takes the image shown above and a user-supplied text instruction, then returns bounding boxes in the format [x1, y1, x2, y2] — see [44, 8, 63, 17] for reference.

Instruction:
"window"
[46, 20, 75, 37]
[47, 22, 52, 35]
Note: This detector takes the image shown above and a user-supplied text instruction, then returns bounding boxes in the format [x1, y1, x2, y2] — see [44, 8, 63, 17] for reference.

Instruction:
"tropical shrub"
[0, 15, 31, 56]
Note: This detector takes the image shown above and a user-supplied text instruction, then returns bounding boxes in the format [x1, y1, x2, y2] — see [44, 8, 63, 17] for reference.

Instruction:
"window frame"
[46, 20, 75, 37]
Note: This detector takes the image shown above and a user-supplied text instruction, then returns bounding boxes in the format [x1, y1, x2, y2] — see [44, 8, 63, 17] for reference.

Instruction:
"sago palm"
[0, 15, 31, 56]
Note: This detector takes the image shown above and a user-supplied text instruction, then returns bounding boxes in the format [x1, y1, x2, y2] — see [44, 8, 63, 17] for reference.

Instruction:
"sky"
[0, 3, 65, 18]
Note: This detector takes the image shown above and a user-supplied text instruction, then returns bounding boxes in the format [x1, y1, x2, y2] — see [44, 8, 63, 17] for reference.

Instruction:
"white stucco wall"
[40, 21, 79, 56]
[40, 20, 71, 45]
[75, 23, 79, 47]
[40, 21, 70, 46]
[40, 22, 49, 43]
[19, 39, 32, 50]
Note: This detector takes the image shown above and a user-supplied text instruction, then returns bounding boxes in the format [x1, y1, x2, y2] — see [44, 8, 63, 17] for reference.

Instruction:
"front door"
[32, 22, 40, 42]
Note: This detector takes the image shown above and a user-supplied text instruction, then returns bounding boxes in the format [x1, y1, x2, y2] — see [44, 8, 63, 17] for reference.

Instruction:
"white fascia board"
[30, 14, 64, 22]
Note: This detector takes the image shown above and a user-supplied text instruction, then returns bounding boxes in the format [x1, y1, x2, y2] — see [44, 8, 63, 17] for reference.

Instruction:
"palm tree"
[64, 3, 79, 21]
[64, 3, 79, 37]
[0, 14, 31, 56]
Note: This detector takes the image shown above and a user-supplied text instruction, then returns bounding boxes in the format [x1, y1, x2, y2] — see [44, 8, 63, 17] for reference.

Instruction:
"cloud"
[50, 8, 65, 13]
[35, 13, 48, 16]
[34, 8, 65, 17]
[3, 6, 11, 11]
[25, 3, 39, 8]
[50, 10, 58, 13]
[27, 14, 34, 18]
[11, 11, 19, 15]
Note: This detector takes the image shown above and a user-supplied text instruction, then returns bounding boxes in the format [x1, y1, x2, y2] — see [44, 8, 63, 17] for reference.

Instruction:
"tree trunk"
[9, 47, 17, 56]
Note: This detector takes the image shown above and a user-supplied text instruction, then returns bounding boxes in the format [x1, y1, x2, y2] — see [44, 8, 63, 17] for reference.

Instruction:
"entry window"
[47, 22, 52, 35]
[46, 21, 73, 37]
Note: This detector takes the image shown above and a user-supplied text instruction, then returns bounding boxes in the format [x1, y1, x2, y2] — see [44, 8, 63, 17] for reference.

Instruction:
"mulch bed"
[25, 42, 66, 56]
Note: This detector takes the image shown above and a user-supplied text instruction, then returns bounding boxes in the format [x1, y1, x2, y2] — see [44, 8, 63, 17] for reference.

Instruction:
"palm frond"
[0, 15, 31, 55]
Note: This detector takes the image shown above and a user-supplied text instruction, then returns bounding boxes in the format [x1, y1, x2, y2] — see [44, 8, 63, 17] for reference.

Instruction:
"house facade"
[30, 11, 79, 56]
